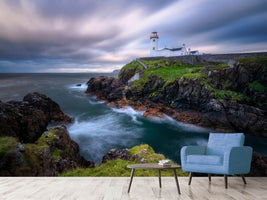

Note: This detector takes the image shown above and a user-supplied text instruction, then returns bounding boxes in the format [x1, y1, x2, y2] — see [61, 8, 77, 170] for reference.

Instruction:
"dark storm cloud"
[0, 0, 266, 72]
[35, 0, 176, 18]
[154, 0, 267, 42]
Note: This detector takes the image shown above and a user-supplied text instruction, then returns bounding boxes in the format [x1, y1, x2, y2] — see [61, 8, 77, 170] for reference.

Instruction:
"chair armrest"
[181, 146, 206, 164]
[224, 146, 253, 174]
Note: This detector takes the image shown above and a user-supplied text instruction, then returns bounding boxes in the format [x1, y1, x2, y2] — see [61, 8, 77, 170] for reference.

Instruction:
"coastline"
[85, 57, 267, 137]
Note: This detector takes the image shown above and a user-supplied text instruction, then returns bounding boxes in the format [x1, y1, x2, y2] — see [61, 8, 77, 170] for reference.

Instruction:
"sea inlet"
[0, 73, 266, 165]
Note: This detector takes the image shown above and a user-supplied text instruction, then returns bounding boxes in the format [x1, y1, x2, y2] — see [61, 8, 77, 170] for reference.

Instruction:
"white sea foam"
[88, 99, 105, 105]
[155, 114, 210, 133]
[111, 106, 145, 116]
[69, 112, 143, 137]
[111, 106, 144, 125]
[68, 113, 143, 164]
[68, 83, 87, 90]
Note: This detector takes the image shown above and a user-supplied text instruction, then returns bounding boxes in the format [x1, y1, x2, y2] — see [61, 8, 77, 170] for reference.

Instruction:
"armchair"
[181, 133, 253, 188]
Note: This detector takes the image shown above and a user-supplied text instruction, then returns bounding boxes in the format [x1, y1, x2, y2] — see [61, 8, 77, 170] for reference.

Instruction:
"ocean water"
[0, 73, 266, 165]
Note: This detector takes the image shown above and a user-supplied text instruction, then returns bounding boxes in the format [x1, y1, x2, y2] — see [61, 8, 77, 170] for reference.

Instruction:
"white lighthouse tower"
[150, 32, 159, 56]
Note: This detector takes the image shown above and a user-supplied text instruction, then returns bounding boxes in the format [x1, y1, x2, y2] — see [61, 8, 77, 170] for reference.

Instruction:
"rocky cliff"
[0, 93, 94, 176]
[0, 92, 72, 143]
[86, 57, 267, 137]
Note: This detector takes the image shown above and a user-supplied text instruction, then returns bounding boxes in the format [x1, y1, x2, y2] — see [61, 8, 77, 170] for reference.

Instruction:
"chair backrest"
[206, 133, 245, 155]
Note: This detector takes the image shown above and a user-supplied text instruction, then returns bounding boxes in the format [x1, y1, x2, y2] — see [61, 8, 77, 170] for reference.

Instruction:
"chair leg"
[241, 174, 246, 184]
[188, 172, 193, 185]
[208, 174, 211, 182]
[224, 175, 228, 189]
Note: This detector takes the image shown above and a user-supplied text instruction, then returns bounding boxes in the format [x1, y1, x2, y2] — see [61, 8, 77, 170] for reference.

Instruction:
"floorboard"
[0, 177, 266, 200]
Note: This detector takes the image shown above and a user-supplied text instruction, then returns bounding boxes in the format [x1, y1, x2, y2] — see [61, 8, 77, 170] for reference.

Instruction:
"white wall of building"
[151, 47, 188, 57]
[150, 38, 158, 56]
[149, 32, 198, 57]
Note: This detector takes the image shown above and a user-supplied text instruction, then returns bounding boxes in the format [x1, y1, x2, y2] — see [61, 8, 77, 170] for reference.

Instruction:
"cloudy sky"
[0, 0, 266, 73]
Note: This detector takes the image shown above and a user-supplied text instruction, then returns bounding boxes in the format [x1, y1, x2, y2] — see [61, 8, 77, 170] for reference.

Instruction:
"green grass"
[237, 57, 267, 70]
[182, 73, 207, 80]
[23, 127, 62, 166]
[24, 128, 59, 158]
[131, 58, 260, 103]
[222, 82, 233, 89]
[37, 128, 58, 145]
[61, 159, 186, 177]
[52, 148, 62, 160]
[132, 62, 205, 89]
[129, 144, 154, 156]
[0, 137, 17, 159]
[61, 144, 188, 177]
[213, 89, 251, 102]
[248, 81, 266, 92]
[141, 59, 182, 69]
[210, 63, 229, 71]
[23, 143, 47, 168]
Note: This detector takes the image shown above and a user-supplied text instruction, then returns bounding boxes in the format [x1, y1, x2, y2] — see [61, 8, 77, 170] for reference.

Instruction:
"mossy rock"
[23, 127, 63, 167]
[248, 81, 266, 92]
[61, 144, 188, 177]
[0, 137, 17, 159]
[118, 61, 144, 83]
[210, 63, 230, 71]
[237, 57, 267, 70]
[129, 144, 155, 156]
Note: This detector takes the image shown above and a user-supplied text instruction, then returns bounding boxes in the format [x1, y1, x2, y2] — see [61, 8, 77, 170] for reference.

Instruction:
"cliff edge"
[86, 57, 267, 137]
[0, 93, 94, 176]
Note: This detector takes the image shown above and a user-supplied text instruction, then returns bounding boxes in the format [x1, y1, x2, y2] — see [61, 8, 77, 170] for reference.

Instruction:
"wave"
[146, 113, 210, 133]
[68, 114, 143, 164]
[88, 99, 105, 105]
[68, 83, 87, 90]
[164, 114, 210, 133]
[111, 106, 145, 116]
[111, 106, 145, 125]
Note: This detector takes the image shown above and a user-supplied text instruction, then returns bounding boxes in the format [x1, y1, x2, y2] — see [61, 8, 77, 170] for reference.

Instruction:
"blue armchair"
[181, 133, 253, 188]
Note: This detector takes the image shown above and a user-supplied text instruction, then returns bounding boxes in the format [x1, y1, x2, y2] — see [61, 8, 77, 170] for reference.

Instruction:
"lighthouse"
[150, 32, 159, 56]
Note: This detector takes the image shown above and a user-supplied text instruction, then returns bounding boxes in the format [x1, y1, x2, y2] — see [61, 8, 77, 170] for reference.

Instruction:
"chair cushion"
[187, 155, 223, 165]
[207, 133, 244, 156]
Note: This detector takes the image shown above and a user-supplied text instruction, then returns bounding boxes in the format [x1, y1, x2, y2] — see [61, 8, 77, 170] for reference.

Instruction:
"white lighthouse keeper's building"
[150, 32, 199, 57]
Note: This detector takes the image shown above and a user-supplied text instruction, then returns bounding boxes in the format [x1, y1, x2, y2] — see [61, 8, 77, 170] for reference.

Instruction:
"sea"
[0, 73, 266, 165]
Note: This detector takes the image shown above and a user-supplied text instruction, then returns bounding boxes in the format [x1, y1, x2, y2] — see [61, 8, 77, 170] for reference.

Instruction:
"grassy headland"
[122, 57, 266, 103]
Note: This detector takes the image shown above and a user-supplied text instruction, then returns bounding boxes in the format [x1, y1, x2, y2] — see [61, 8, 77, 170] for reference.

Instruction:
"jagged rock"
[140, 158, 147, 163]
[86, 76, 124, 101]
[17, 143, 25, 152]
[0, 92, 72, 143]
[119, 68, 136, 84]
[0, 126, 94, 176]
[143, 108, 165, 119]
[139, 149, 148, 154]
[23, 92, 72, 123]
[125, 63, 266, 136]
[102, 148, 129, 163]
[85, 60, 267, 137]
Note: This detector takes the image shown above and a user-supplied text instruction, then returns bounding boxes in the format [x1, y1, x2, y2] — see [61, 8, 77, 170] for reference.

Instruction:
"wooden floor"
[0, 177, 266, 200]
